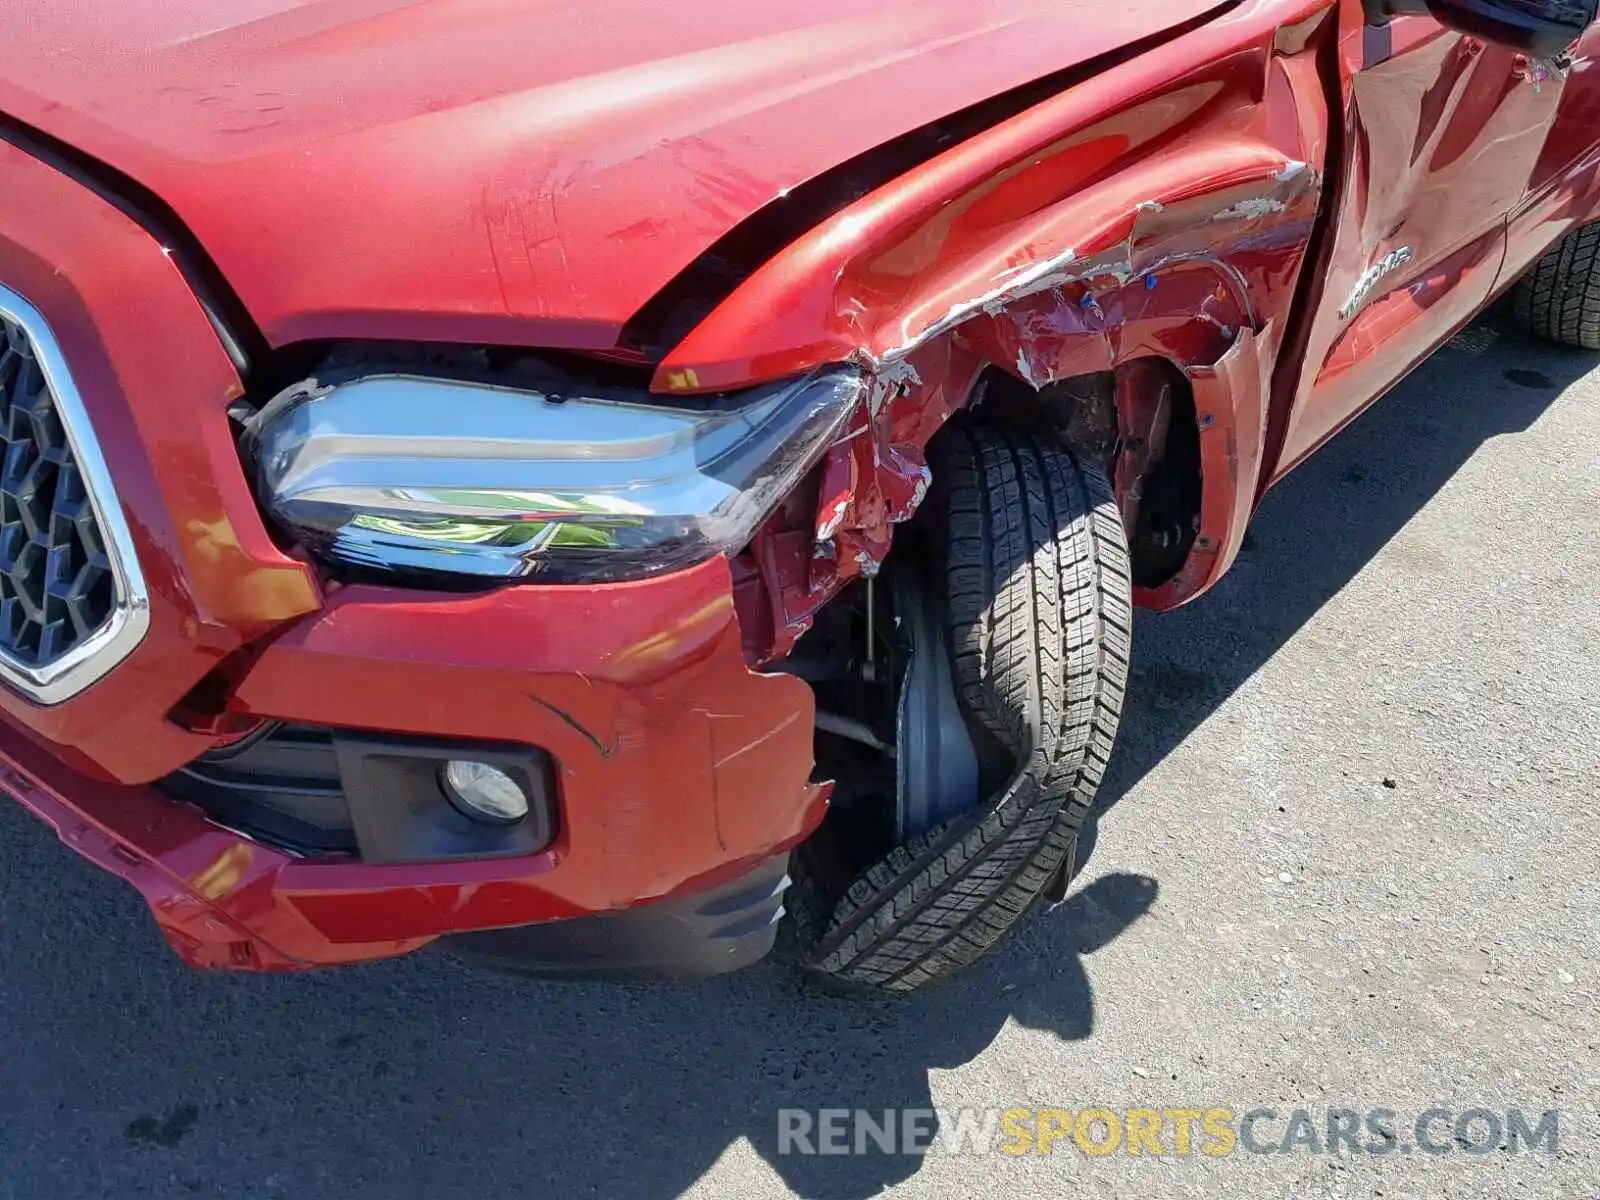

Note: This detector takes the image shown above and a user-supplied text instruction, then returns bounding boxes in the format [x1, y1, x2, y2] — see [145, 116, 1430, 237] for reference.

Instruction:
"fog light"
[440, 760, 529, 825]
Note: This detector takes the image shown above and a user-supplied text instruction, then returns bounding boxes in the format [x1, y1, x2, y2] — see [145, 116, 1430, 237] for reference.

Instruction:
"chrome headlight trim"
[249, 366, 863, 583]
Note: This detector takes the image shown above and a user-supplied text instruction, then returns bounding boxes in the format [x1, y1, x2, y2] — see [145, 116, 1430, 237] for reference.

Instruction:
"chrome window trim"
[0, 284, 149, 705]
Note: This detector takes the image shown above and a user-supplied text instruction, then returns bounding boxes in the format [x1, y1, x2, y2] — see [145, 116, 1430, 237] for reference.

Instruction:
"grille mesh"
[0, 316, 114, 668]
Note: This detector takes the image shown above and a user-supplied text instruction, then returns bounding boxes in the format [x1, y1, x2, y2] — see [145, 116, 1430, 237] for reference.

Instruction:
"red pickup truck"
[0, 0, 1593, 993]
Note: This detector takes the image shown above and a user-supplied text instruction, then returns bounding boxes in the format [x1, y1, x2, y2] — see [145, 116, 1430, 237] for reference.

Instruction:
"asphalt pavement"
[1, 316, 1596, 1199]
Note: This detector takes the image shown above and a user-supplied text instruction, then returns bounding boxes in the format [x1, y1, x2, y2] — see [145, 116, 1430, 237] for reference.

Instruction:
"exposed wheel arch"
[972, 359, 1203, 592]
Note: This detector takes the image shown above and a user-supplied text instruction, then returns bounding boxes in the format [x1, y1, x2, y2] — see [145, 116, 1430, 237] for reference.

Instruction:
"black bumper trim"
[440, 854, 791, 981]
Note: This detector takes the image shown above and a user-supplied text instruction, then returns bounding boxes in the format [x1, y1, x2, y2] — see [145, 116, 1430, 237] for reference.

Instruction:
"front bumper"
[1, 558, 825, 972]
[0, 132, 824, 975]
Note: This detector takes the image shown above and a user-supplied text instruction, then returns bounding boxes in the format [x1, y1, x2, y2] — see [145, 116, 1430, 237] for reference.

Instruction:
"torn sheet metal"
[705, 17, 1336, 660]
[748, 337, 983, 658]
[870, 161, 1314, 374]
[737, 162, 1323, 658]
[853, 164, 1314, 557]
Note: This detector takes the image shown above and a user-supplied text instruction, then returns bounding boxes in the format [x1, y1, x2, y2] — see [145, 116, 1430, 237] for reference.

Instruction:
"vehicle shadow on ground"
[1072, 319, 1587, 875]
[0, 323, 1585, 1200]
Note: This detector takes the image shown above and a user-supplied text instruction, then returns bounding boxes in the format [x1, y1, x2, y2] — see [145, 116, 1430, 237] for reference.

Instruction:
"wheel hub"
[891, 563, 980, 842]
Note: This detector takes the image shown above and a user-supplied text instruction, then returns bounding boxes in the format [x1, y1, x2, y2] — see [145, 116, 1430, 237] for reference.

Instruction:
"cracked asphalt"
[1, 316, 1596, 1199]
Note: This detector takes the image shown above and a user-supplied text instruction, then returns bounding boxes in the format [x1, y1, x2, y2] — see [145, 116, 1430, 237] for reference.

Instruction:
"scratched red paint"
[698, 1, 1337, 630]
[0, 0, 1232, 346]
[0, 0, 1596, 971]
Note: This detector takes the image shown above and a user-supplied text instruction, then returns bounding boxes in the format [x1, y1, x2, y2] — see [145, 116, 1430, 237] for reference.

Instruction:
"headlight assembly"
[246, 366, 863, 583]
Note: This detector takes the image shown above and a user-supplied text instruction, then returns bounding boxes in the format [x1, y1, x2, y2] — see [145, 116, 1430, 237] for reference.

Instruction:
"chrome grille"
[0, 286, 147, 703]
[0, 319, 113, 662]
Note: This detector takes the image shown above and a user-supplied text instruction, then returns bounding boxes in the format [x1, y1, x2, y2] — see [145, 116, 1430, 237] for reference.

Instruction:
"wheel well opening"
[970, 359, 1201, 590]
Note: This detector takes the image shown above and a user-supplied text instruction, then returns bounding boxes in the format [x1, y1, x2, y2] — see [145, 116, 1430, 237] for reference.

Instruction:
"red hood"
[0, 0, 1227, 354]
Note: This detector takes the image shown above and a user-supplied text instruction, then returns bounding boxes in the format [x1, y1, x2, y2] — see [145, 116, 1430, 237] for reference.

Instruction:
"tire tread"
[1510, 223, 1600, 350]
[799, 425, 1131, 993]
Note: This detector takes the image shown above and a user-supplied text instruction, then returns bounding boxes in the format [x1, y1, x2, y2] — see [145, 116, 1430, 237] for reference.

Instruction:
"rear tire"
[794, 424, 1131, 993]
[1510, 223, 1600, 350]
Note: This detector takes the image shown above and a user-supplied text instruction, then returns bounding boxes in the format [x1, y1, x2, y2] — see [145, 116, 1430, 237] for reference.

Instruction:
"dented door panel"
[1271, 4, 1565, 475]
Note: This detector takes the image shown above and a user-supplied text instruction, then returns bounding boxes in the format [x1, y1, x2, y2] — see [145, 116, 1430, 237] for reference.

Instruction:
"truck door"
[1271, 1, 1567, 475]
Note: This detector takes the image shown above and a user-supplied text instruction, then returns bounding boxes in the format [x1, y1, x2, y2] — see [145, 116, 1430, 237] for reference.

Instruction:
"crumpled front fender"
[670, 3, 1334, 654]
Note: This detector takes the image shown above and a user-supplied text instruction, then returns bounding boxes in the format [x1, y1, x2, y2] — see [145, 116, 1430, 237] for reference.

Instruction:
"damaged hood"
[0, 0, 1229, 353]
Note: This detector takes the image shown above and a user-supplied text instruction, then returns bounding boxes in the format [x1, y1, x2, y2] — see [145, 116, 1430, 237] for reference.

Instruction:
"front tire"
[1510, 223, 1600, 350]
[794, 424, 1131, 993]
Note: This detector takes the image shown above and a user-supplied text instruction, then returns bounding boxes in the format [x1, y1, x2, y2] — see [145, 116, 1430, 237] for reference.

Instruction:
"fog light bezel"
[331, 733, 558, 865]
